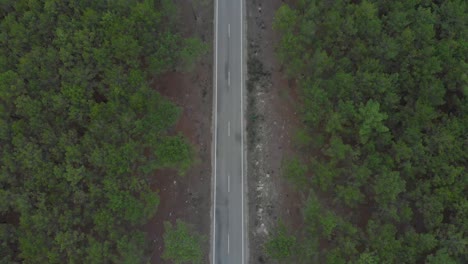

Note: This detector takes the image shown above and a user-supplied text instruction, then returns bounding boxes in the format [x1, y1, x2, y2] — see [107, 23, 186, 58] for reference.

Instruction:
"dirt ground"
[246, 0, 303, 263]
[143, 1, 213, 263]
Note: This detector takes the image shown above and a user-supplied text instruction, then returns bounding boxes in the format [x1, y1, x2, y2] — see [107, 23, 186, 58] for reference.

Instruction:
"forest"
[268, 0, 467, 263]
[0, 0, 204, 263]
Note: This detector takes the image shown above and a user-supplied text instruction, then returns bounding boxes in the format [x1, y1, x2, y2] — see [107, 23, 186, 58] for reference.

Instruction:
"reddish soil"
[144, 1, 213, 263]
[246, 0, 303, 263]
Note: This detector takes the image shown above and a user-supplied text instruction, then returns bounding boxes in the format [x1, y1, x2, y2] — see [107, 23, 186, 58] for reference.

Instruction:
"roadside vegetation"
[0, 0, 205, 262]
[270, 0, 467, 263]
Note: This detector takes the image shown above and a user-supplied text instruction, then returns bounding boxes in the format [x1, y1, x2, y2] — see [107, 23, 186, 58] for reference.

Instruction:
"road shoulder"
[246, 1, 303, 263]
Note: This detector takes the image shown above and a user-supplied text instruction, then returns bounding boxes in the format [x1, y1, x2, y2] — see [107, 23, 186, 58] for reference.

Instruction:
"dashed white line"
[228, 173, 230, 193]
[228, 121, 231, 137]
[228, 23, 231, 38]
[227, 232, 230, 254]
[228, 71, 230, 87]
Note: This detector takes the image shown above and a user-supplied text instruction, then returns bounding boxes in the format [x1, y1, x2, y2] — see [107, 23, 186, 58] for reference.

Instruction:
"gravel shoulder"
[246, 1, 303, 263]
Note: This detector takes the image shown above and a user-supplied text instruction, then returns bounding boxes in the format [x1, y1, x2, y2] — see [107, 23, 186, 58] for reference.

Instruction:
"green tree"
[282, 156, 308, 189]
[358, 100, 389, 145]
[373, 170, 406, 207]
[264, 221, 297, 262]
[162, 220, 204, 264]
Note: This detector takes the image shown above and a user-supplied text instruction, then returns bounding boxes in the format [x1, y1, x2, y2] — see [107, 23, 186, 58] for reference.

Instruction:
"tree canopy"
[273, 0, 467, 263]
[0, 0, 204, 262]
[162, 220, 204, 264]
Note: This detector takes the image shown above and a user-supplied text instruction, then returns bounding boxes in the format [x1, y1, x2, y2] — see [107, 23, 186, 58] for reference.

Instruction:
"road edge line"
[240, 0, 246, 263]
[211, 0, 219, 263]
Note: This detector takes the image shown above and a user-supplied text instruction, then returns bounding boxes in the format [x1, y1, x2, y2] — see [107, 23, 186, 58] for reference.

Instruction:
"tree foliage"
[162, 220, 204, 264]
[274, 0, 467, 263]
[0, 0, 204, 262]
[264, 221, 297, 262]
[282, 156, 308, 189]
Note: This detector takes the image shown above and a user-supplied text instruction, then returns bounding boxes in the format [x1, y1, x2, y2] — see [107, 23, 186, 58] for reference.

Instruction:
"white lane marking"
[227, 232, 230, 254]
[240, 0, 245, 263]
[228, 121, 231, 137]
[228, 23, 231, 38]
[212, 0, 218, 263]
[228, 71, 230, 87]
[228, 173, 230, 192]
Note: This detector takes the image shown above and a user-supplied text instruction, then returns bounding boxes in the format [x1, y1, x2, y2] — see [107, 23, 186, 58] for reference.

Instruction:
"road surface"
[212, 0, 246, 263]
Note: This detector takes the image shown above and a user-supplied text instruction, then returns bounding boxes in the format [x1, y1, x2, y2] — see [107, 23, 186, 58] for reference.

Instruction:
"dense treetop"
[271, 0, 467, 263]
[0, 0, 204, 263]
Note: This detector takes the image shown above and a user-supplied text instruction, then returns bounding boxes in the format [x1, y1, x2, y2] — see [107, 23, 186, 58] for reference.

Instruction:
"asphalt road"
[212, 0, 246, 263]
